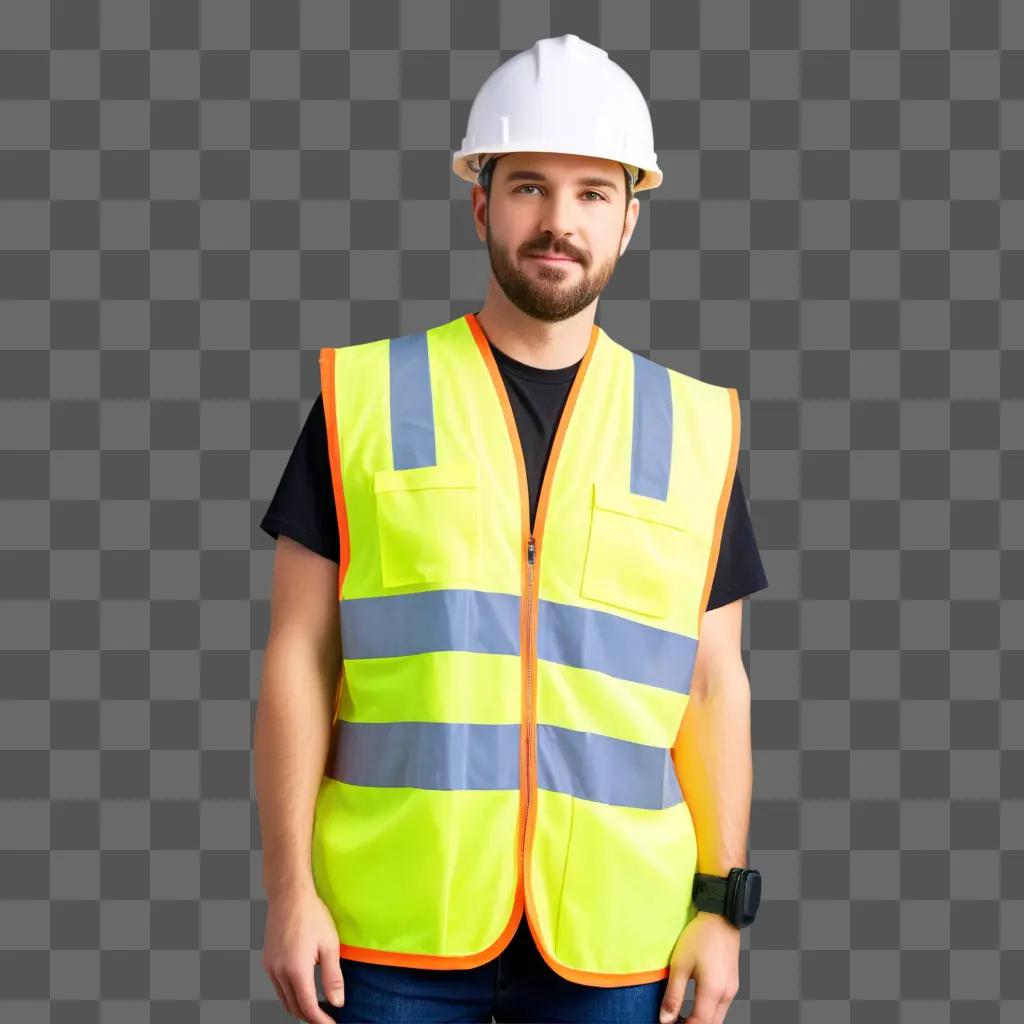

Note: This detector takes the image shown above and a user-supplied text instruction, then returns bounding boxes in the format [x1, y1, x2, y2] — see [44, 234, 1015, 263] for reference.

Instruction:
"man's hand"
[262, 884, 345, 1022]
[658, 911, 741, 1023]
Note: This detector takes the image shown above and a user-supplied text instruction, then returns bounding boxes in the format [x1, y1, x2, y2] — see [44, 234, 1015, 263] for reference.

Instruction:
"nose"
[534, 190, 579, 246]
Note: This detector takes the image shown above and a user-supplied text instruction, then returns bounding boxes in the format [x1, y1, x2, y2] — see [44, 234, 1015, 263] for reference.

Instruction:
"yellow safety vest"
[312, 311, 739, 987]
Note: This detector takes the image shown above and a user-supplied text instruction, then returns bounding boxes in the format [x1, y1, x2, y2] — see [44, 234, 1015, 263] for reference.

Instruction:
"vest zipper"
[523, 533, 536, 864]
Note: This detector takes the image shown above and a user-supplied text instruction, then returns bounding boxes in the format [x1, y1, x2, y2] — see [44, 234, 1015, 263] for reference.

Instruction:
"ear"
[470, 184, 487, 243]
[619, 196, 640, 256]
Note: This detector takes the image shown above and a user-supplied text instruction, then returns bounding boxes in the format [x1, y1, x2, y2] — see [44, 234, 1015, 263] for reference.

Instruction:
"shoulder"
[320, 335, 391, 361]
[620, 345, 738, 406]
[320, 316, 460, 359]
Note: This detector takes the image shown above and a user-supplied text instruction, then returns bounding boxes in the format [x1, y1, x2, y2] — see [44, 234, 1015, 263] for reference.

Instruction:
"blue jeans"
[318, 910, 670, 1022]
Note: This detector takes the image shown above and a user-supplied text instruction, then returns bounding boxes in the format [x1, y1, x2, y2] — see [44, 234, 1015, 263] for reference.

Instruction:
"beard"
[485, 211, 624, 323]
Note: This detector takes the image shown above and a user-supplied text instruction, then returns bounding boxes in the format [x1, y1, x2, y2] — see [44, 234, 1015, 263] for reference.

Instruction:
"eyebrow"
[502, 170, 621, 193]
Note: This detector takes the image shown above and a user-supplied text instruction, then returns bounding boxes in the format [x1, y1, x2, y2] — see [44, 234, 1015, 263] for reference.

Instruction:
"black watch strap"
[692, 867, 761, 928]
[692, 872, 731, 913]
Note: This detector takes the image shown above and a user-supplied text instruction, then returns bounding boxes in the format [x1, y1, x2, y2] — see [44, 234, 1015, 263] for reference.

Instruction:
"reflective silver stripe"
[327, 720, 521, 790]
[388, 331, 435, 469]
[340, 588, 521, 660]
[325, 718, 684, 811]
[630, 352, 673, 501]
[536, 723, 684, 810]
[537, 598, 695, 695]
[340, 589, 694, 695]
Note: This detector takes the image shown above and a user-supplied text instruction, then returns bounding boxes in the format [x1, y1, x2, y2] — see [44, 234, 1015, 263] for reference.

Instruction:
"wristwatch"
[691, 867, 761, 928]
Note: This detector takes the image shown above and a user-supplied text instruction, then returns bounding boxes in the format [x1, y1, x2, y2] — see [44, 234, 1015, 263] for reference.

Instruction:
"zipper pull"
[527, 536, 535, 563]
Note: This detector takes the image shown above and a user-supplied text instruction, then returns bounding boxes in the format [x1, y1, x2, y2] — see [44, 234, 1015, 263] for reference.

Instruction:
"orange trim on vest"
[337, 889, 527, 969]
[319, 347, 351, 730]
[319, 348, 351, 597]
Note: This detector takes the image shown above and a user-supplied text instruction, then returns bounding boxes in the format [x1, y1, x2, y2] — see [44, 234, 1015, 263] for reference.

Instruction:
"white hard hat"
[452, 33, 662, 193]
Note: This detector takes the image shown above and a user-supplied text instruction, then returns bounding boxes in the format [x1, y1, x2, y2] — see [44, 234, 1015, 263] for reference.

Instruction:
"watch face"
[740, 870, 761, 922]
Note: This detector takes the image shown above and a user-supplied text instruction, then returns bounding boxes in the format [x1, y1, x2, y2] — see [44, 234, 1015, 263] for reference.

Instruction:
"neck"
[474, 288, 596, 370]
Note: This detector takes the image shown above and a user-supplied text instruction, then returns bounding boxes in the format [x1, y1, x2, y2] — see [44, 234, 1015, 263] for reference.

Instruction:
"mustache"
[523, 242, 585, 262]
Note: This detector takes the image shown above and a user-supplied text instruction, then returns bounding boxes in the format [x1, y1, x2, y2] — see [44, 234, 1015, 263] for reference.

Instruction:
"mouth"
[528, 253, 578, 264]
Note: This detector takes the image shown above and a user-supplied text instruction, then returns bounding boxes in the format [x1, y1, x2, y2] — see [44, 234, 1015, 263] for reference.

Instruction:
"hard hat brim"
[452, 148, 662, 193]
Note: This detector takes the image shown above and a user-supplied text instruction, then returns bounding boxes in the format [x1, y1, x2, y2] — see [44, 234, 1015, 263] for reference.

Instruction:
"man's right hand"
[262, 885, 345, 1022]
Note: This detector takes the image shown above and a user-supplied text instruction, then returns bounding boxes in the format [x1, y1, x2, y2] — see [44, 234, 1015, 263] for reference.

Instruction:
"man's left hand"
[658, 911, 741, 1024]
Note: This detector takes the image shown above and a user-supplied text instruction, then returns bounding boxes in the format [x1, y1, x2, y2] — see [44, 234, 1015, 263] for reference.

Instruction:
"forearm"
[675, 666, 753, 874]
[254, 635, 339, 902]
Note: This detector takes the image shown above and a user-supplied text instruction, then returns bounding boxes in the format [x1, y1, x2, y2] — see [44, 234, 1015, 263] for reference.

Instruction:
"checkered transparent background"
[1, 1, 1021, 1021]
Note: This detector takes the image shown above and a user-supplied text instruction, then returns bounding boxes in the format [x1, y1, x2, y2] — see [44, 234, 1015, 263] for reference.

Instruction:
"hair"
[478, 156, 639, 209]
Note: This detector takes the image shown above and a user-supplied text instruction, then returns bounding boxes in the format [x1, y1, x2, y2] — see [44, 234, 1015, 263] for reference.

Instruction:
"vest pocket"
[580, 480, 697, 619]
[373, 462, 481, 588]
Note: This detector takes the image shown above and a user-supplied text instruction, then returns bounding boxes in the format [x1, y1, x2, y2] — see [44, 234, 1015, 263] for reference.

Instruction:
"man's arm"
[255, 536, 348, 1022]
[659, 598, 751, 1022]
[254, 535, 342, 902]
[676, 597, 753, 873]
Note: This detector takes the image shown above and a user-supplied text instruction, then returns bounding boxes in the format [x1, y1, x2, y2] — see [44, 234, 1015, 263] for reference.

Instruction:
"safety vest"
[311, 311, 739, 987]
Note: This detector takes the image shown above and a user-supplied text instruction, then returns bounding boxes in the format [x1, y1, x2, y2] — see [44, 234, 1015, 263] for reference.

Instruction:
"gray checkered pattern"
[1, 1, 1019, 1021]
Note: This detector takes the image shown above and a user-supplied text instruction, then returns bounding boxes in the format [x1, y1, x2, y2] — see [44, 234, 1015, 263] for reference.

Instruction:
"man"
[256, 34, 767, 1024]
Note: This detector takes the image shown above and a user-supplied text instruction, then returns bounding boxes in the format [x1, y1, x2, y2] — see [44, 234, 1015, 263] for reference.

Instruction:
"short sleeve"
[705, 468, 769, 611]
[259, 392, 341, 563]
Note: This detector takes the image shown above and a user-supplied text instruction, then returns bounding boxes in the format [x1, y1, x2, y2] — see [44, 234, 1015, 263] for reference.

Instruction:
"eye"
[512, 185, 608, 202]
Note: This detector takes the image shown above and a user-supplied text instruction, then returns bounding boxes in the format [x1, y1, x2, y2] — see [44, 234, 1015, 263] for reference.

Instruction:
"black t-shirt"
[260, 337, 768, 612]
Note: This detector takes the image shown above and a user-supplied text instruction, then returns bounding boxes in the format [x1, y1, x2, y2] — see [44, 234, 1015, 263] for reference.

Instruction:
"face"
[473, 152, 640, 323]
